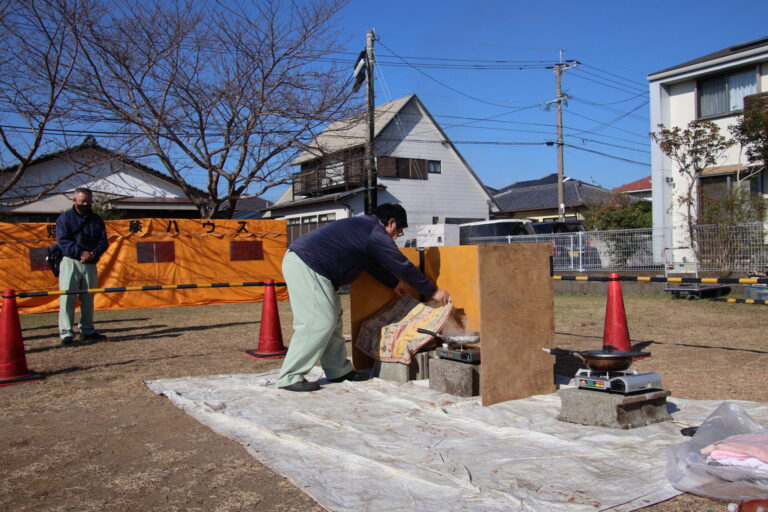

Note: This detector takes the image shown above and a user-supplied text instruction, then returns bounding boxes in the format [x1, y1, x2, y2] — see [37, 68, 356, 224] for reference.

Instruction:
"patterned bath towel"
[355, 295, 453, 364]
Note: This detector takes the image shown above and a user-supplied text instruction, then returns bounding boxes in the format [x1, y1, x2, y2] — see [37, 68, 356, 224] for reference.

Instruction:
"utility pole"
[364, 29, 377, 214]
[550, 51, 578, 221]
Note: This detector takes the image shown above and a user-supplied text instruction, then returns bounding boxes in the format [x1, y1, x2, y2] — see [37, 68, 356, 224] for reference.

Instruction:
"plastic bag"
[666, 401, 768, 501]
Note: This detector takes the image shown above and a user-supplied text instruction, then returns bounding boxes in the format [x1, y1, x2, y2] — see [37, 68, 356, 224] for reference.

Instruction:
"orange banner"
[0, 218, 288, 314]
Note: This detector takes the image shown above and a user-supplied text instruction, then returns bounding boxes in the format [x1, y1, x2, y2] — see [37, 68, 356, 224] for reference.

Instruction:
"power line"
[579, 63, 648, 89]
[564, 143, 650, 167]
[566, 137, 650, 154]
[566, 106, 650, 140]
[569, 71, 649, 96]
[569, 96, 648, 121]
[570, 93, 648, 107]
[376, 39, 543, 109]
[574, 68, 647, 94]
[433, 113, 650, 147]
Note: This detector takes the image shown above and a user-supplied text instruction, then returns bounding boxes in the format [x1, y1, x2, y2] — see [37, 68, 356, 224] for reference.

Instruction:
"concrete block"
[557, 388, 672, 429]
[373, 351, 433, 383]
[428, 357, 480, 398]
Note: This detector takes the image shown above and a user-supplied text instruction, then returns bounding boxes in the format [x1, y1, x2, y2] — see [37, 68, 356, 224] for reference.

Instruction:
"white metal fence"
[467, 223, 768, 274]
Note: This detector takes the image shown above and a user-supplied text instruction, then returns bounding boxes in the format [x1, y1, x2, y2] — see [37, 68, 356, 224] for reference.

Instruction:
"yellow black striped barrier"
[553, 275, 768, 285]
[15, 281, 286, 299]
[710, 297, 768, 306]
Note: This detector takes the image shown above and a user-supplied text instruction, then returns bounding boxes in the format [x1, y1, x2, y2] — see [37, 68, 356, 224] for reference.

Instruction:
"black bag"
[46, 244, 63, 278]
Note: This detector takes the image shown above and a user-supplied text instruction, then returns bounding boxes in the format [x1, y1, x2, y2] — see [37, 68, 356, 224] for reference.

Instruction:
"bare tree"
[68, 0, 355, 218]
[652, 121, 735, 244]
[0, 0, 92, 205]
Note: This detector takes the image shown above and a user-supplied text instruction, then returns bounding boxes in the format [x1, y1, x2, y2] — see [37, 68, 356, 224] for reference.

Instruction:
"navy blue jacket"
[55, 207, 108, 264]
[289, 215, 437, 297]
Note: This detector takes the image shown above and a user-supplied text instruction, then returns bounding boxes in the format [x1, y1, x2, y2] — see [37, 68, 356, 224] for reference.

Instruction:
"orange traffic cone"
[244, 280, 288, 360]
[602, 274, 632, 352]
[0, 290, 44, 387]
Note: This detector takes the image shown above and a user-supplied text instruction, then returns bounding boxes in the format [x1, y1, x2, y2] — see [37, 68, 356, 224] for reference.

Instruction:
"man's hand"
[80, 251, 93, 263]
[393, 280, 409, 297]
[431, 288, 450, 305]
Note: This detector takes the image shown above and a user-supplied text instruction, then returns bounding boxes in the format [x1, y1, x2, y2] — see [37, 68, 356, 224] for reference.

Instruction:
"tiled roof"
[613, 176, 651, 193]
[493, 178, 617, 212]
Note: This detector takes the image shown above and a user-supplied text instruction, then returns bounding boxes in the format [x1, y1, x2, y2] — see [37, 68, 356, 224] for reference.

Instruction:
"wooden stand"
[351, 243, 556, 406]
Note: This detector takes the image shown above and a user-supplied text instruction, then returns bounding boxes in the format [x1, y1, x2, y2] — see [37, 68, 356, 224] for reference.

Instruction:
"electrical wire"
[566, 105, 650, 140]
[579, 63, 648, 89]
[376, 39, 542, 109]
[564, 143, 650, 166]
[574, 68, 647, 94]
[569, 71, 648, 96]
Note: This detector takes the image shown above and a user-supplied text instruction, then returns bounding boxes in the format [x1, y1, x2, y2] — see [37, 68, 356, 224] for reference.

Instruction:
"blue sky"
[265, 0, 767, 200]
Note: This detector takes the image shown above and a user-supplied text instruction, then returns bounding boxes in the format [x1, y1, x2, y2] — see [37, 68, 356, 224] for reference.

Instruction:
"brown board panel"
[478, 243, 556, 406]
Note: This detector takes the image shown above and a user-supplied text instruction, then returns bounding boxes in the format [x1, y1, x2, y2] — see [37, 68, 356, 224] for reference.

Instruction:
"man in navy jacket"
[55, 188, 108, 345]
[277, 203, 450, 392]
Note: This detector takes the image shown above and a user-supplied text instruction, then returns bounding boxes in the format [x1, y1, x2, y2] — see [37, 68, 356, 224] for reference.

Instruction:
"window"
[698, 68, 757, 118]
[427, 160, 441, 174]
[749, 169, 765, 196]
[699, 170, 765, 223]
[287, 217, 301, 244]
[230, 241, 263, 261]
[377, 157, 427, 180]
[321, 161, 345, 187]
[137, 241, 175, 263]
[29, 247, 49, 272]
[286, 213, 337, 243]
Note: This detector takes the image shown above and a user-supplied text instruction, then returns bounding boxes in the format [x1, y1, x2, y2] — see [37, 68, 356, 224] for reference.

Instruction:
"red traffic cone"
[244, 280, 288, 360]
[602, 274, 632, 352]
[0, 290, 44, 387]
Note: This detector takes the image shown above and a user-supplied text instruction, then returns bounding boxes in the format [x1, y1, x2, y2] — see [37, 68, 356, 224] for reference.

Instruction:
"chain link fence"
[466, 223, 768, 274]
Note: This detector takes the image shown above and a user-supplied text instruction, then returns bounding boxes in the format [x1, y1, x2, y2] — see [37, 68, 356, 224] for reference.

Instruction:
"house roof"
[293, 95, 414, 165]
[494, 173, 559, 193]
[0, 135, 207, 199]
[613, 176, 651, 193]
[648, 36, 768, 79]
[493, 174, 618, 212]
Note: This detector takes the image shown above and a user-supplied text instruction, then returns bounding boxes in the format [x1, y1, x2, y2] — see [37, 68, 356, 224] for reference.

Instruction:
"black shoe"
[279, 379, 321, 392]
[61, 336, 75, 346]
[81, 332, 107, 342]
[327, 370, 371, 383]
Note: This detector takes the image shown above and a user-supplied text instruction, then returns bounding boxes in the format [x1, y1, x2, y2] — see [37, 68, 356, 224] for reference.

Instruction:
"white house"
[0, 136, 204, 222]
[648, 37, 768, 258]
[262, 94, 497, 243]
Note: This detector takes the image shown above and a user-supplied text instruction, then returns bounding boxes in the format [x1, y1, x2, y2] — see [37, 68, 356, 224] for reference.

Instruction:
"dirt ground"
[1, 293, 766, 512]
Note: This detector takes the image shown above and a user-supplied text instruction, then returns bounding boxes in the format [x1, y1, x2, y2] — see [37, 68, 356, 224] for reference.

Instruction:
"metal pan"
[542, 347, 651, 371]
[416, 328, 480, 345]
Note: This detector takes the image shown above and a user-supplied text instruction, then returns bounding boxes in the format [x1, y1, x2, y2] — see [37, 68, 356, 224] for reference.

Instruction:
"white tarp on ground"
[146, 369, 768, 512]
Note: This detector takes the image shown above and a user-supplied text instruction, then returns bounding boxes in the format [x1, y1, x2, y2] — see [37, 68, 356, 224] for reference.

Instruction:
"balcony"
[292, 161, 366, 196]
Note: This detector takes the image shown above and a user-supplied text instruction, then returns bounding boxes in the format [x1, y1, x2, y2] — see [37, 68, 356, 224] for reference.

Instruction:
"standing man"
[277, 203, 450, 392]
[56, 188, 109, 346]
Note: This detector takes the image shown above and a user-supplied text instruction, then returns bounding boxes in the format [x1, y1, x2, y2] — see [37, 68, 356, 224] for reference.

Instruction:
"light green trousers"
[58, 256, 98, 339]
[277, 251, 353, 387]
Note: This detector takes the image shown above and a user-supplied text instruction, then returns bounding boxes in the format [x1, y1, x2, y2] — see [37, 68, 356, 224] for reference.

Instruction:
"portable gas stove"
[575, 368, 662, 395]
[436, 344, 481, 364]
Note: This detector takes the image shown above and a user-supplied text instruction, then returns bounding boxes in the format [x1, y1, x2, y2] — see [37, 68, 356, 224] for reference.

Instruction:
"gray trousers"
[277, 251, 353, 387]
[58, 256, 98, 339]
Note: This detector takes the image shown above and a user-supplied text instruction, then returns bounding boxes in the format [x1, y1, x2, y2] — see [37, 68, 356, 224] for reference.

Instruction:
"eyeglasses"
[397, 230, 405, 238]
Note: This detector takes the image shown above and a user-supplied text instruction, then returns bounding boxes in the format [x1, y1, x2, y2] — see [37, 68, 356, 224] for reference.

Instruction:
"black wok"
[542, 347, 651, 371]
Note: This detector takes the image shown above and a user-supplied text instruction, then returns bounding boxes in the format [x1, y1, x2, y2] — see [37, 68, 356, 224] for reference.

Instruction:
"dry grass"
[0, 293, 765, 511]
